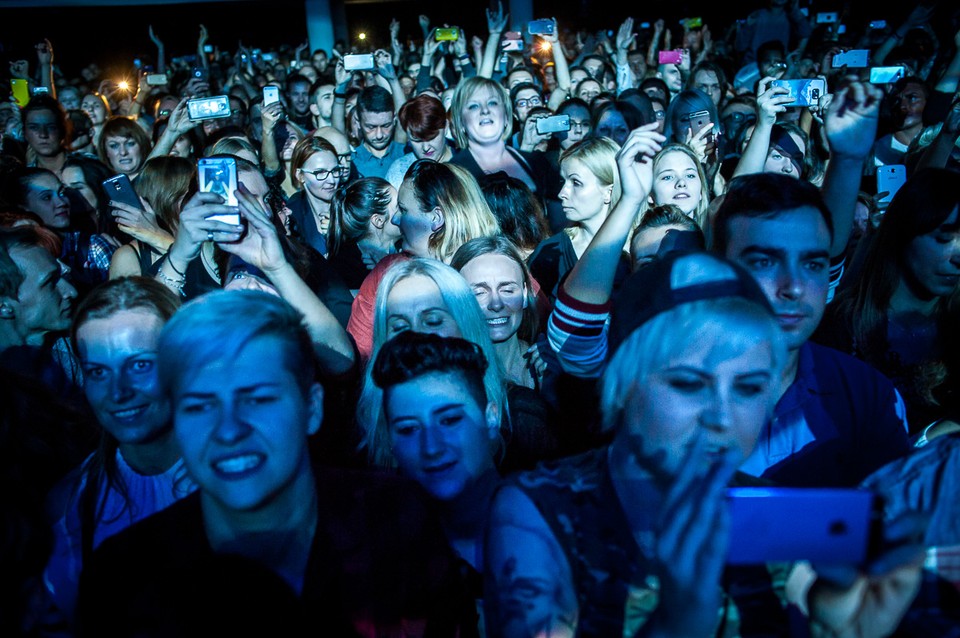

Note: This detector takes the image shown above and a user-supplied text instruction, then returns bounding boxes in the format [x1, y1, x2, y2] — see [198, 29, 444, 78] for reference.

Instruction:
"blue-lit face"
[385, 371, 497, 501]
[172, 335, 321, 513]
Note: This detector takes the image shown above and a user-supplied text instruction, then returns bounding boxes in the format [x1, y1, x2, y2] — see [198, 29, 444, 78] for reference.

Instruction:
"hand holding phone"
[658, 50, 682, 65]
[187, 95, 231, 121]
[198, 157, 240, 224]
[102, 174, 143, 211]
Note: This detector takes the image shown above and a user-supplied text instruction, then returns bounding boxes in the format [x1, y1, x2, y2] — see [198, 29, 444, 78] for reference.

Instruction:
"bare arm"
[149, 25, 166, 75]
[35, 40, 55, 98]
[259, 101, 284, 174]
[546, 18, 572, 109]
[819, 81, 882, 258]
[484, 485, 579, 638]
[479, 1, 509, 79]
[732, 77, 793, 178]
[147, 98, 198, 160]
[331, 59, 349, 135]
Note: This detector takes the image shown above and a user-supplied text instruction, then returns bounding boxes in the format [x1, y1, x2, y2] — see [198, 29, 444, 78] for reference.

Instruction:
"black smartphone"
[102, 174, 142, 211]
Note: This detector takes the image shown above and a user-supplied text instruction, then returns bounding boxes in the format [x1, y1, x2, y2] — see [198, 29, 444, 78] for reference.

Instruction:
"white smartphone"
[263, 85, 280, 107]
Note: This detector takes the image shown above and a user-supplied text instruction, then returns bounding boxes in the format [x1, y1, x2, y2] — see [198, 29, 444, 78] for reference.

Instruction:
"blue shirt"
[741, 341, 911, 487]
[352, 141, 406, 179]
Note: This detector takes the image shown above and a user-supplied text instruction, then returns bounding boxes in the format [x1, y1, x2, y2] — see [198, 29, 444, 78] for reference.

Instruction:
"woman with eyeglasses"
[287, 136, 346, 257]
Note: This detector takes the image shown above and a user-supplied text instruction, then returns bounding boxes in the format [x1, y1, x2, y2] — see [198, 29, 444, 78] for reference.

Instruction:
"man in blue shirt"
[713, 174, 911, 486]
[351, 86, 405, 179]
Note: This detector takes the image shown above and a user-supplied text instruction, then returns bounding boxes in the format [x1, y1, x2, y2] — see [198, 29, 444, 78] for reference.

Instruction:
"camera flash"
[117, 81, 129, 91]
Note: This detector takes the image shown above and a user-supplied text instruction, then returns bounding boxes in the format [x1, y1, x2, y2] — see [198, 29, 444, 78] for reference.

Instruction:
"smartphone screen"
[263, 86, 280, 107]
[198, 157, 239, 218]
[10, 79, 29, 108]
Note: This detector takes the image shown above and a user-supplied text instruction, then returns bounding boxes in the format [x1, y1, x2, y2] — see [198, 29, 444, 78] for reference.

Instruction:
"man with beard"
[351, 86, 404, 179]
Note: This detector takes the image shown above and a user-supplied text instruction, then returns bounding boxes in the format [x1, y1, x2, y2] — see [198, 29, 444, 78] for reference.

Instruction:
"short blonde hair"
[449, 77, 513, 149]
[560, 137, 622, 210]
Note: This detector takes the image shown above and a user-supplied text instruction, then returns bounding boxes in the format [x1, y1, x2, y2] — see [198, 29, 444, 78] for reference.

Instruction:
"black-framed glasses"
[300, 166, 348, 180]
[569, 119, 591, 130]
[514, 97, 542, 109]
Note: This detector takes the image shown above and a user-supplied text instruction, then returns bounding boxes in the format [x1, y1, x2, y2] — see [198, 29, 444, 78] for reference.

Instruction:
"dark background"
[0, 0, 945, 80]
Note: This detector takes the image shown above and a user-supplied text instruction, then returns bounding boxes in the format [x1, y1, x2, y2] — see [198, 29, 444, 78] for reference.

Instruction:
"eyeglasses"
[300, 166, 347, 180]
[514, 97, 542, 109]
[569, 119, 591, 130]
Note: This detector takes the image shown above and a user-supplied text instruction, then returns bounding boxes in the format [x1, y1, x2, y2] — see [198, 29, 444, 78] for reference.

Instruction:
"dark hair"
[0, 226, 58, 298]
[66, 109, 93, 145]
[328, 177, 393, 256]
[829, 168, 960, 375]
[617, 89, 656, 124]
[664, 89, 719, 144]
[592, 100, 647, 134]
[0, 166, 56, 212]
[556, 97, 590, 115]
[372, 331, 489, 410]
[356, 85, 394, 117]
[22, 95, 70, 146]
[285, 73, 311, 92]
[639, 77, 670, 104]
[757, 40, 786, 62]
[477, 172, 547, 252]
[397, 94, 446, 141]
[711, 173, 834, 253]
[61, 156, 114, 232]
[688, 61, 728, 96]
[509, 82, 541, 105]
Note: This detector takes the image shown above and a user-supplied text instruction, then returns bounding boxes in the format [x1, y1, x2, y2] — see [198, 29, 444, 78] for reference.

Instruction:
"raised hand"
[36, 39, 53, 67]
[616, 124, 665, 204]
[487, 1, 509, 35]
[218, 183, 287, 274]
[149, 25, 164, 48]
[374, 49, 397, 80]
[756, 77, 793, 125]
[824, 80, 882, 160]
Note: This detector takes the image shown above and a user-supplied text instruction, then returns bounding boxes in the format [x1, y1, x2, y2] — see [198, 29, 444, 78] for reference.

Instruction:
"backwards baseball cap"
[609, 251, 774, 356]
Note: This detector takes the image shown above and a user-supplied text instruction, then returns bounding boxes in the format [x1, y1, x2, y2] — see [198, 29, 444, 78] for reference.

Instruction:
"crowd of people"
[2, 0, 960, 635]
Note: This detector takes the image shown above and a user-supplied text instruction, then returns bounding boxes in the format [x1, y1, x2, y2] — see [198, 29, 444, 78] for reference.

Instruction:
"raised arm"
[732, 77, 793, 178]
[819, 81, 882, 259]
[35, 39, 55, 98]
[331, 59, 350, 134]
[545, 18, 572, 109]
[149, 25, 167, 75]
[484, 485, 579, 638]
[196, 24, 210, 70]
[259, 101, 284, 174]
[614, 17, 638, 96]
[147, 98, 199, 160]
[227, 184, 356, 375]
[479, 1, 509, 79]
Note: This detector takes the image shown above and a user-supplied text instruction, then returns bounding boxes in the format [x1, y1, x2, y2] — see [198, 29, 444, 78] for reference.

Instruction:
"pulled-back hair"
[403, 159, 499, 262]
[328, 177, 393, 256]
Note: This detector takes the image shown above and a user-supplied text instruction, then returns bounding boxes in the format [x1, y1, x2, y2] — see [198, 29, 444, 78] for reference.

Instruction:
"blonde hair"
[559, 137, 621, 240]
[403, 159, 499, 262]
[357, 258, 507, 466]
[644, 143, 710, 228]
[449, 77, 513, 149]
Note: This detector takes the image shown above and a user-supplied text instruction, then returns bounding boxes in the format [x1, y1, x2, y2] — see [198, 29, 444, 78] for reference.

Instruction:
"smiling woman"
[41, 277, 191, 632]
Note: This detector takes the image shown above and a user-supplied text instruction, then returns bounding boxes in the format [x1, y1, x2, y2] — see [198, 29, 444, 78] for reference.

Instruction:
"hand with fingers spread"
[487, 1, 509, 35]
[36, 39, 54, 67]
[374, 49, 397, 80]
[685, 121, 718, 164]
[824, 81, 882, 160]
[616, 17, 637, 66]
[616, 124, 666, 205]
[645, 438, 741, 637]
[218, 183, 287, 275]
[423, 29, 442, 60]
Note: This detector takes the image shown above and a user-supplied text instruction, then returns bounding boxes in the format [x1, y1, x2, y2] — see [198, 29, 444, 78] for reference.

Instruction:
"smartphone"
[771, 78, 825, 107]
[191, 66, 209, 82]
[102, 174, 143, 211]
[535, 114, 570, 135]
[10, 79, 29, 107]
[877, 164, 907, 206]
[32, 86, 50, 95]
[502, 39, 524, 52]
[684, 109, 712, 136]
[528, 19, 555, 36]
[187, 95, 231, 121]
[133, 58, 142, 69]
[658, 50, 682, 65]
[198, 157, 239, 224]
[870, 66, 905, 84]
[262, 53, 275, 62]
[726, 487, 877, 565]
[145, 73, 168, 86]
[203, 44, 214, 53]
[503, 31, 522, 40]
[263, 85, 280, 106]
[831, 49, 869, 68]
[816, 12, 839, 24]
[435, 27, 459, 42]
[837, 24, 847, 35]
[868, 20, 887, 30]
[343, 53, 375, 72]
[680, 17, 703, 29]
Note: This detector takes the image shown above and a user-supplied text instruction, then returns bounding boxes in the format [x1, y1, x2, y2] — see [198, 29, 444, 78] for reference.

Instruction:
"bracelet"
[165, 254, 186, 278]
[156, 268, 186, 295]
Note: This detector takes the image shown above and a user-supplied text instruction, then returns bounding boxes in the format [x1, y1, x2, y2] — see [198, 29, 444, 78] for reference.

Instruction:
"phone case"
[10, 79, 29, 108]
[102, 175, 143, 211]
[877, 165, 907, 205]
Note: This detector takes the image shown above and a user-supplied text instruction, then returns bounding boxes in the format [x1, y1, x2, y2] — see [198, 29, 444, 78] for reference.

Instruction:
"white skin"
[651, 151, 703, 216]
[631, 224, 688, 270]
[104, 135, 143, 175]
[384, 274, 462, 339]
[408, 129, 449, 161]
[24, 173, 71, 229]
[81, 94, 108, 126]
[297, 150, 340, 234]
[61, 166, 98, 211]
[763, 132, 805, 179]
[393, 179, 441, 258]
[462, 85, 508, 146]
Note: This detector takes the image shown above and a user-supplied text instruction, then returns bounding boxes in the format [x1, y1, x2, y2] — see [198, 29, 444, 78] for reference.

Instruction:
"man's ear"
[309, 103, 320, 117]
[430, 207, 445, 233]
[306, 383, 325, 436]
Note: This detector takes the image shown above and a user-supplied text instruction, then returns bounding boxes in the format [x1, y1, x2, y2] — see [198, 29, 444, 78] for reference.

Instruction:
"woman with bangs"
[108, 156, 197, 279]
[386, 94, 453, 188]
[347, 159, 499, 360]
[286, 136, 344, 257]
[97, 117, 152, 180]
[642, 143, 711, 229]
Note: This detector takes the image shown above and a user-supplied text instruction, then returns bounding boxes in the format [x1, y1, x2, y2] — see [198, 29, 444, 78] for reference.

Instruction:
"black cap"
[609, 251, 774, 356]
